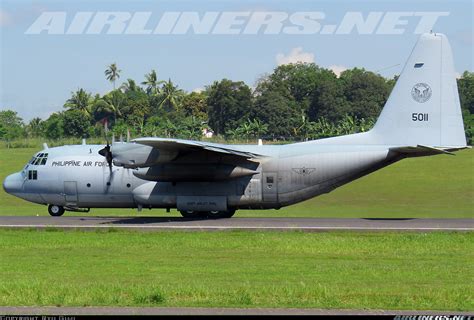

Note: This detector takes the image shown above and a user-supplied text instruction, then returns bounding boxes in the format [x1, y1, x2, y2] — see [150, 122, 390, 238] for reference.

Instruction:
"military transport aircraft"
[3, 33, 469, 218]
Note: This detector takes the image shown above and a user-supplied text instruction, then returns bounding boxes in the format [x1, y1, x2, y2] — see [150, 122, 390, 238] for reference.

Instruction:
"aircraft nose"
[3, 172, 23, 194]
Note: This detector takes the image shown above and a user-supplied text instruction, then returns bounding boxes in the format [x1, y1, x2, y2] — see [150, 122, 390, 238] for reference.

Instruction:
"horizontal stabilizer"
[389, 145, 471, 157]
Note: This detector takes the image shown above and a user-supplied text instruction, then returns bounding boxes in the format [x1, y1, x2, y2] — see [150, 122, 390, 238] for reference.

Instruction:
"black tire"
[48, 205, 65, 217]
[179, 210, 203, 219]
[206, 210, 236, 219]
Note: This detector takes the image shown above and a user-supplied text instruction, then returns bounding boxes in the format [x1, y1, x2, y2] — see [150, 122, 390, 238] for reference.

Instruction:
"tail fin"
[372, 32, 467, 148]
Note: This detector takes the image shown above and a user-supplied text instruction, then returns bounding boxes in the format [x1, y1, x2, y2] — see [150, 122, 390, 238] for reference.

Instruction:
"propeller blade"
[99, 121, 114, 174]
[98, 144, 113, 172]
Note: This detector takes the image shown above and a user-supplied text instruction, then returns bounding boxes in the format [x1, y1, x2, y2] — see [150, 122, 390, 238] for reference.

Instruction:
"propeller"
[98, 120, 113, 173]
[98, 143, 113, 172]
[98, 118, 116, 193]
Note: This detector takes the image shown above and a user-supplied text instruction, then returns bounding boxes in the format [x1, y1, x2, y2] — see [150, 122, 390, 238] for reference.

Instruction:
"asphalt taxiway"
[0, 216, 472, 232]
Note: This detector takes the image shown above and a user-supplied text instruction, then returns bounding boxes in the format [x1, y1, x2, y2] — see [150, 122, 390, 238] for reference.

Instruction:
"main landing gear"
[48, 205, 65, 217]
[179, 210, 236, 219]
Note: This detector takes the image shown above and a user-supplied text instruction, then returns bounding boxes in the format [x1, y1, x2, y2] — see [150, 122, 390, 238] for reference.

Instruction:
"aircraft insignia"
[292, 167, 315, 175]
[411, 83, 432, 103]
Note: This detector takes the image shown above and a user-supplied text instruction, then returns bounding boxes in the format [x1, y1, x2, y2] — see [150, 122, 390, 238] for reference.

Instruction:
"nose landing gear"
[48, 205, 65, 217]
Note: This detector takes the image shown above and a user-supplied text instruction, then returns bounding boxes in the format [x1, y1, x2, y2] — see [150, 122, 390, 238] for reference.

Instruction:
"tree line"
[1, 63, 473, 146]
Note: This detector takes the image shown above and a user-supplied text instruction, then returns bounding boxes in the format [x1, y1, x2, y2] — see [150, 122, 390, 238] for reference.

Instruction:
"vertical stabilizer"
[372, 33, 466, 147]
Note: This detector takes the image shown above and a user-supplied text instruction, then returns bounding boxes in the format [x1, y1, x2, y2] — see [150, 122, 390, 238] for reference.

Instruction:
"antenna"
[374, 63, 401, 74]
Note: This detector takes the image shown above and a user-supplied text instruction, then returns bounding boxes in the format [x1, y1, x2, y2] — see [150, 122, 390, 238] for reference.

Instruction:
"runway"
[0, 216, 472, 232]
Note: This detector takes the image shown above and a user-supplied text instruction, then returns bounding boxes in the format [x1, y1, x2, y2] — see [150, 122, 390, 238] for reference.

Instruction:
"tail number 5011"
[412, 113, 429, 122]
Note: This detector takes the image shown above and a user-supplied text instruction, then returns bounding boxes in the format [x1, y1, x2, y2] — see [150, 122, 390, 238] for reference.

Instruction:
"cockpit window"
[28, 170, 38, 180]
[30, 153, 48, 166]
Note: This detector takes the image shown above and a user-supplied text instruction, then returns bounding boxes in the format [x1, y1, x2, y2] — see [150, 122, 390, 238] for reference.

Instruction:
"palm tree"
[142, 69, 165, 96]
[27, 117, 43, 137]
[158, 79, 183, 110]
[120, 79, 141, 93]
[64, 88, 92, 116]
[104, 63, 121, 90]
[93, 90, 126, 122]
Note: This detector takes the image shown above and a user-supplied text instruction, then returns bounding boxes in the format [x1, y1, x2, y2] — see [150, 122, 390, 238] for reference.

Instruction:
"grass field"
[1, 147, 472, 218]
[1, 147, 473, 310]
[0, 229, 472, 310]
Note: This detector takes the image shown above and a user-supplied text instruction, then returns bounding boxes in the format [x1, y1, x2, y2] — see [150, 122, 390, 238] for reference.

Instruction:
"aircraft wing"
[132, 137, 265, 159]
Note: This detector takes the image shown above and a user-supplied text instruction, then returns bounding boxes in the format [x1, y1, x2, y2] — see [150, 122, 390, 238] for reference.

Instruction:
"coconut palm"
[93, 90, 126, 122]
[142, 69, 165, 96]
[104, 63, 121, 90]
[27, 117, 44, 137]
[64, 88, 93, 116]
[120, 79, 141, 93]
[158, 79, 183, 110]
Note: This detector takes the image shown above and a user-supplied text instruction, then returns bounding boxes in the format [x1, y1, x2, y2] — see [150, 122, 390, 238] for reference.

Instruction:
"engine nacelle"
[111, 143, 178, 168]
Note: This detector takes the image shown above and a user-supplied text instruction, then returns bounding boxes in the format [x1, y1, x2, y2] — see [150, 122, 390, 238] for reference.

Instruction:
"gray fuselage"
[4, 134, 401, 212]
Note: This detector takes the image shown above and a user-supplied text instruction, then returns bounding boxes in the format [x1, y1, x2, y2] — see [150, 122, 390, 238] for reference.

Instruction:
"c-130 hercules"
[3, 33, 469, 218]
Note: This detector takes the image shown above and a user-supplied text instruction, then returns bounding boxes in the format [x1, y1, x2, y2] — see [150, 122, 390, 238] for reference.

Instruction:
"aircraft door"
[64, 181, 78, 205]
[262, 172, 278, 203]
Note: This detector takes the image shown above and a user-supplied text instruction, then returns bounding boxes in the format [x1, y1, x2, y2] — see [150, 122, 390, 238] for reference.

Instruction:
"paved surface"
[0, 306, 473, 315]
[0, 216, 472, 232]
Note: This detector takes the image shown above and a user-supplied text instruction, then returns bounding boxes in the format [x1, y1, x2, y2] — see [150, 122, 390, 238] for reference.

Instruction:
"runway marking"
[0, 224, 472, 231]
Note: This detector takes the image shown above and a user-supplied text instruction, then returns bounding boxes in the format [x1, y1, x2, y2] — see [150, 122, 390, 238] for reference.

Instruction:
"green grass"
[0, 229, 472, 310]
[0, 148, 473, 218]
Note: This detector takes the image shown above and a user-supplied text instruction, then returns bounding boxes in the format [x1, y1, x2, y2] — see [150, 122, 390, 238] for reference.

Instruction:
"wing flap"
[132, 137, 264, 160]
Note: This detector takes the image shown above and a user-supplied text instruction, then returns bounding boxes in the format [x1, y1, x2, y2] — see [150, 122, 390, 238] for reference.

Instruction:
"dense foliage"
[1, 64, 473, 146]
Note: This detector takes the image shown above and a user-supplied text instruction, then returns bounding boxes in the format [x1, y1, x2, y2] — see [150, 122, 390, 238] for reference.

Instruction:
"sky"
[0, 0, 473, 121]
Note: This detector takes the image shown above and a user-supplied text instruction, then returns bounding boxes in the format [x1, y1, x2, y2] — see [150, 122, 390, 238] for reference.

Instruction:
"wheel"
[206, 210, 236, 219]
[179, 210, 203, 219]
[48, 205, 65, 217]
